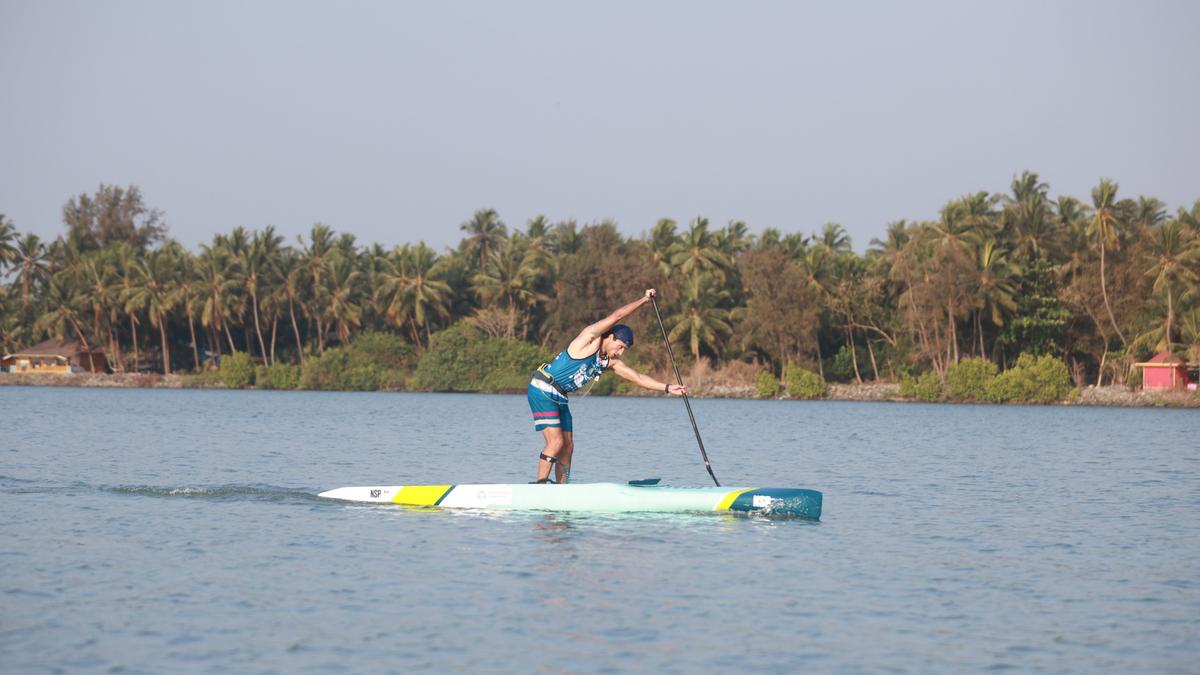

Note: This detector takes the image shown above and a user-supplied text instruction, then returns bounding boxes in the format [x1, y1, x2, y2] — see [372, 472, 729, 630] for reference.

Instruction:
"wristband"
[664, 383, 670, 393]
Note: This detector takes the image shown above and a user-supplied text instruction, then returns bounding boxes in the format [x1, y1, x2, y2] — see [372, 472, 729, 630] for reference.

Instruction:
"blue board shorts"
[527, 381, 572, 433]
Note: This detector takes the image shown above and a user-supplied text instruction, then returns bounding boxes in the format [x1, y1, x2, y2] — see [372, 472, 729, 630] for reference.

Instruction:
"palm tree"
[817, 223, 852, 254]
[459, 208, 507, 271]
[1055, 195, 1091, 283]
[127, 247, 180, 373]
[1177, 200, 1200, 232]
[797, 243, 835, 297]
[410, 244, 454, 341]
[107, 242, 143, 371]
[868, 221, 911, 267]
[928, 196, 996, 362]
[549, 220, 582, 256]
[1132, 196, 1167, 231]
[960, 191, 1000, 240]
[197, 243, 242, 354]
[75, 251, 121, 369]
[972, 240, 1019, 358]
[755, 227, 783, 251]
[931, 197, 987, 260]
[1009, 171, 1049, 204]
[301, 224, 335, 353]
[1003, 175, 1060, 262]
[243, 227, 283, 363]
[782, 232, 809, 261]
[170, 244, 204, 371]
[670, 217, 731, 281]
[1144, 219, 1200, 347]
[36, 275, 99, 371]
[333, 232, 359, 261]
[273, 250, 308, 363]
[323, 252, 363, 346]
[648, 218, 679, 278]
[378, 243, 452, 346]
[472, 238, 547, 339]
[0, 215, 17, 271]
[0, 286, 23, 355]
[524, 215, 551, 242]
[716, 220, 752, 258]
[14, 233, 49, 307]
[668, 271, 732, 360]
[1088, 179, 1127, 345]
[213, 226, 251, 260]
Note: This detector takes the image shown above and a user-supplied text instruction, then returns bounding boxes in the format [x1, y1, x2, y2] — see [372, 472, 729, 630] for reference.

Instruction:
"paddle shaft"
[649, 295, 720, 487]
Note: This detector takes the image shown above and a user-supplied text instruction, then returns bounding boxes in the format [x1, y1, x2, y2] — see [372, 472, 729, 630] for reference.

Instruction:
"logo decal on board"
[752, 495, 777, 509]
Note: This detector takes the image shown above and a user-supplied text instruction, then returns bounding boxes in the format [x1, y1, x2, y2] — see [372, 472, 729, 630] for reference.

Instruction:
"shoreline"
[2, 373, 1197, 408]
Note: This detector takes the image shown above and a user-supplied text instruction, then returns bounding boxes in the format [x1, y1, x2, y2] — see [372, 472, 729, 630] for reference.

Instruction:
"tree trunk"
[977, 312, 987, 360]
[269, 318, 278, 366]
[251, 288, 267, 363]
[846, 324, 862, 383]
[208, 325, 220, 360]
[814, 330, 825, 380]
[188, 314, 200, 372]
[1098, 243, 1127, 346]
[107, 316, 123, 373]
[929, 307, 946, 377]
[67, 315, 96, 372]
[130, 315, 140, 371]
[288, 298, 305, 365]
[778, 338, 787, 386]
[158, 313, 171, 374]
[1166, 284, 1174, 347]
[224, 320, 237, 354]
[866, 338, 879, 381]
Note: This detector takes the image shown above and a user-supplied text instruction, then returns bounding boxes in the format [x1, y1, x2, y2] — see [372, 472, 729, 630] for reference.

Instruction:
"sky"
[1, 0, 1198, 253]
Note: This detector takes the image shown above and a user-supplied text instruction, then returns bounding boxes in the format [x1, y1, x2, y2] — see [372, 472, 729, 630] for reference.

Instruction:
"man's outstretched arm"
[608, 360, 688, 395]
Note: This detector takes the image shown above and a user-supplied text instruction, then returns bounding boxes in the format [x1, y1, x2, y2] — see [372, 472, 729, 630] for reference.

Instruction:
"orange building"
[2, 339, 109, 374]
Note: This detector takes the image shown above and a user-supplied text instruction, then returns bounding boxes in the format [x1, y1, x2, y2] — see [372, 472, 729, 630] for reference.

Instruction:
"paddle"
[649, 294, 721, 487]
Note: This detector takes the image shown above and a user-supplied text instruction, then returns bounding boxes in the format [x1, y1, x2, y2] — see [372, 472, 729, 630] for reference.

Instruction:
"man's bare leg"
[556, 432, 574, 483]
[536, 427, 565, 482]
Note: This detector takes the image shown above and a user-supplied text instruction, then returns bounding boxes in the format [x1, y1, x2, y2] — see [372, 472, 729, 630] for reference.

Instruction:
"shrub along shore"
[4, 324, 1197, 407]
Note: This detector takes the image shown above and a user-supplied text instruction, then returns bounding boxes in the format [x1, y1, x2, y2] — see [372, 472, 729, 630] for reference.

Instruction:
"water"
[2, 387, 1197, 673]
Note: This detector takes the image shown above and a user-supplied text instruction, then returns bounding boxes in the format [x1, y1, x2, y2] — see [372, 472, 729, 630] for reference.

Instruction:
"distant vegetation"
[2, 173, 1198, 403]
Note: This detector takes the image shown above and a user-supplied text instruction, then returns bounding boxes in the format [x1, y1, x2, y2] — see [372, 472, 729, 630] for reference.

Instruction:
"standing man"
[528, 289, 687, 483]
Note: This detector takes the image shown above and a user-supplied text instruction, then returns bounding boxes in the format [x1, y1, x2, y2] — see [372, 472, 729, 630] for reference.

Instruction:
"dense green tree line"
[2, 173, 1198, 386]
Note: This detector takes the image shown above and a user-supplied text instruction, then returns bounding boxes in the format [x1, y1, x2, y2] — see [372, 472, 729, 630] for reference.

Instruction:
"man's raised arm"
[576, 289, 656, 342]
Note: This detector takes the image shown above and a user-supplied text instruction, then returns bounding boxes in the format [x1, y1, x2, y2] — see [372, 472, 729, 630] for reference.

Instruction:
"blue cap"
[610, 324, 634, 348]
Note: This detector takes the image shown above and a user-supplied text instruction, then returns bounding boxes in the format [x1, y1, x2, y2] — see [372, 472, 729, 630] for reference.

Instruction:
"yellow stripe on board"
[392, 485, 453, 506]
[714, 488, 756, 511]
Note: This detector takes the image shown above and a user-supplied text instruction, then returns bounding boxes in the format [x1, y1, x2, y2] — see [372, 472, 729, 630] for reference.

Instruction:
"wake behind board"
[318, 481, 821, 519]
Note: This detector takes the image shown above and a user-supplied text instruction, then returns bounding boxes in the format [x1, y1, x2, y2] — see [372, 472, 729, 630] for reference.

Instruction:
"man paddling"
[528, 288, 687, 484]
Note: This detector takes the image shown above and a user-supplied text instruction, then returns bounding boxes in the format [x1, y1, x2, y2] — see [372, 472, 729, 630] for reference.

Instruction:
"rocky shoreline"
[2, 372, 1197, 408]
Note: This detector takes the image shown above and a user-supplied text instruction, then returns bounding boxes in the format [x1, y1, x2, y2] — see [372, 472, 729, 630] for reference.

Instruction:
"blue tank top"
[539, 347, 610, 394]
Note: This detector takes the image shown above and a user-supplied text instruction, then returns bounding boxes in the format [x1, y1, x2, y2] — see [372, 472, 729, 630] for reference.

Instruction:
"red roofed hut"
[1134, 350, 1190, 390]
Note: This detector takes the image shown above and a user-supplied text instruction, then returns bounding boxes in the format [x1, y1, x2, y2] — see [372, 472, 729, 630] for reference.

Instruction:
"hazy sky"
[2, 0, 1197, 253]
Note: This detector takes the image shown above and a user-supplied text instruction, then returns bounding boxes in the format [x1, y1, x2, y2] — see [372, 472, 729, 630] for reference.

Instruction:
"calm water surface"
[2, 387, 1197, 673]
